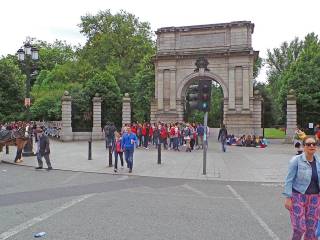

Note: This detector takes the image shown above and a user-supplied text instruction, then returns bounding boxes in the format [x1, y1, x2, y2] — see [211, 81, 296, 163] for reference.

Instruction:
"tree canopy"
[0, 9, 156, 127]
[0, 56, 26, 122]
[265, 33, 320, 127]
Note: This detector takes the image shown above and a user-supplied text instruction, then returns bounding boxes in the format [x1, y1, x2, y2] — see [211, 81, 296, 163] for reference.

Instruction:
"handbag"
[316, 220, 320, 237]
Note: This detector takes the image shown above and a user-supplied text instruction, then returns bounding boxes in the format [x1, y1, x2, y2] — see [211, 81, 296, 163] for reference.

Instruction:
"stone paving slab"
[1, 137, 317, 182]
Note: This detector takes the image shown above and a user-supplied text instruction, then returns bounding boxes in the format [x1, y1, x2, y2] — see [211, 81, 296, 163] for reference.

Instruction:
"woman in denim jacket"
[283, 137, 320, 240]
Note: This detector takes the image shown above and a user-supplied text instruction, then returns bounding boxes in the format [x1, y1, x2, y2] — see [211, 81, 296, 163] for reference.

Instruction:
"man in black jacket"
[35, 127, 52, 170]
[218, 124, 228, 152]
[103, 122, 116, 167]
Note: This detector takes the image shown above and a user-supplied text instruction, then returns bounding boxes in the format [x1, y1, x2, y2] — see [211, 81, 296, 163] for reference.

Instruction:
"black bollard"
[5, 145, 9, 154]
[157, 140, 161, 164]
[88, 140, 92, 160]
[108, 146, 113, 167]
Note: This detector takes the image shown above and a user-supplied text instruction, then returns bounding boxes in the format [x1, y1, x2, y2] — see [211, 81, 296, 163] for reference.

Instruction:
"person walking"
[121, 127, 137, 173]
[283, 137, 320, 240]
[35, 127, 52, 171]
[197, 124, 204, 150]
[113, 132, 124, 173]
[103, 122, 116, 167]
[218, 124, 228, 152]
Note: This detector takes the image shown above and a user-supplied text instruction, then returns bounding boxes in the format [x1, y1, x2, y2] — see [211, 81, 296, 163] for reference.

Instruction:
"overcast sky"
[1, 0, 319, 82]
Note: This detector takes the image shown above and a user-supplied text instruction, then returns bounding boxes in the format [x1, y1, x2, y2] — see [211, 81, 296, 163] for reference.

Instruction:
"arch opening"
[184, 78, 224, 127]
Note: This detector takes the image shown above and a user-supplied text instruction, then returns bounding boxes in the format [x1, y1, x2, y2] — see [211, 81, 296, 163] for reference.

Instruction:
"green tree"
[266, 37, 304, 124]
[83, 71, 122, 128]
[265, 33, 320, 127]
[0, 56, 26, 122]
[208, 83, 223, 127]
[36, 40, 76, 71]
[30, 60, 96, 121]
[78, 9, 155, 94]
[131, 54, 155, 123]
[254, 83, 276, 127]
[278, 33, 320, 129]
[253, 56, 263, 80]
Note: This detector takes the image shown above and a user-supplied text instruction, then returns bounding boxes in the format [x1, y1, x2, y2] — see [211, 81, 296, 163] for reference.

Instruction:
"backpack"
[170, 127, 175, 137]
[160, 127, 167, 139]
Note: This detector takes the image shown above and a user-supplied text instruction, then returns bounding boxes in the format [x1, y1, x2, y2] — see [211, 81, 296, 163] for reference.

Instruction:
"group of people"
[216, 124, 268, 153]
[226, 134, 268, 148]
[103, 121, 210, 173]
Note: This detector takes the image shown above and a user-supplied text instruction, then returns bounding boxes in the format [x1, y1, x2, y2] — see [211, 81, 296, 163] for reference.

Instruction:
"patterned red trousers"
[290, 192, 320, 240]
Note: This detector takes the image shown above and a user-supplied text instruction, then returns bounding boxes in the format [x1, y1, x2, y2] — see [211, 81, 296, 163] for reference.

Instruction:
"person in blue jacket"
[121, 126, 138, 173]
[283, 137, 320, 240]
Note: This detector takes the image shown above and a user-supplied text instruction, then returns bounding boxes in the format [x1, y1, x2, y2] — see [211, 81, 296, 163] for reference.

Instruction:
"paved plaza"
[1, 136, 309, 183]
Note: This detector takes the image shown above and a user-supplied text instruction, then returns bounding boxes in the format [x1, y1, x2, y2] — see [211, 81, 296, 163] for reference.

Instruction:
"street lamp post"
[17, 37, 39, 156]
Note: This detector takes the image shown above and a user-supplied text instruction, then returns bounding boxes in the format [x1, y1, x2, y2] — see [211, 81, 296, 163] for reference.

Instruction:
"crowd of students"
[104, 122, 209, 173]
[122, 122, 208, 152]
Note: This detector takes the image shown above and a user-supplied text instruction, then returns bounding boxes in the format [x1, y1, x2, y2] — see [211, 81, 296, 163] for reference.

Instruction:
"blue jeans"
[114, 152, 124, 169]
[221, 140, 226, 152]
[173, 137, 179, 150]
[124, 148, 134, 170]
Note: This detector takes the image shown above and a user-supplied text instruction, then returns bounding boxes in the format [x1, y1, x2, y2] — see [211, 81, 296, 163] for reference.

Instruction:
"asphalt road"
[0, 163, 291, 240]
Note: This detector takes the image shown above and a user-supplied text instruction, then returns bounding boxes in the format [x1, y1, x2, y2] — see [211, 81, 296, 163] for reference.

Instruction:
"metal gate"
[71, 96, 93, 132]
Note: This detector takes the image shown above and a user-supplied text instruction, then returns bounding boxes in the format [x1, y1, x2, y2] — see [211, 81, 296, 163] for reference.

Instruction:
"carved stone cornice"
[155, 21, 254, 34]
[154, 49, 255, 61]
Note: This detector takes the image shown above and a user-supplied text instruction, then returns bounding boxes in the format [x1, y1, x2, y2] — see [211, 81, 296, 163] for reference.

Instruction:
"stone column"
[228, 67, 235, 110]
[92, 93, 102, 140]
[253, 90, 262, 136]
[169, 69, 176, 110]
[157, 70, 164, 110]
[285, 89, 297, 143]
[122, 93, 131, 126]
[242, 67, 250, 110]
[60, 91, 73, 141]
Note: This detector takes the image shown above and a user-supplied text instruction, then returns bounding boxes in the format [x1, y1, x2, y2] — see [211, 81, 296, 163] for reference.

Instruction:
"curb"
[0, 160, 285, 184]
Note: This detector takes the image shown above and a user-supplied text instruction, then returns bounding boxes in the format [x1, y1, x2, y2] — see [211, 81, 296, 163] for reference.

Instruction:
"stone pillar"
[157, 70, 164, 110]
[169, 69, 176, 110]
[242, 67, 250, 110]
[60, 91, 73, 141]
[122, 93, 131, 126]
[92, 93, 102, 140]
[253, 90, 262, 136]
[228, 67, 235, 110]
[285, 89, 297, 143]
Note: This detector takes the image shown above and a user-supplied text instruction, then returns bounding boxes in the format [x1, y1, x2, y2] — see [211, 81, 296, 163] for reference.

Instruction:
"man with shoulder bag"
[35, 127, 52, 171]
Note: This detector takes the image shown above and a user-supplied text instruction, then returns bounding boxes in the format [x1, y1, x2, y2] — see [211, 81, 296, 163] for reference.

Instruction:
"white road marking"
[226, 185, 280, 240]
[182, 184, 208, 198]
[0, 193, 95, 240]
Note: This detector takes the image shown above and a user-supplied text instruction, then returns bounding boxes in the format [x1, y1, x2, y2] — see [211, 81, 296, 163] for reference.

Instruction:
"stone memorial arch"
[150, 21, 262, 135]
